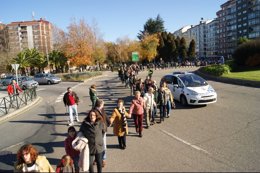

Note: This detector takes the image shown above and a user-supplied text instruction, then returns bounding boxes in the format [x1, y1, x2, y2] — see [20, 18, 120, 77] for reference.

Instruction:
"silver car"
[34, 73, 61, 85]
[20, 76, 39, 89]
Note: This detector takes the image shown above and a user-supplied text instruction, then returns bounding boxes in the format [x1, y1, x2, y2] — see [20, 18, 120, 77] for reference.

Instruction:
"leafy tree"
[49, 50, 67, 73]
[106, 42, 120, 63]
[187, 39, 196, 61]
[179, 37, 187, 61]
[13, 51, 29, 75]
[140, 34, 159, 62]
[138, 14, 165, 40]
[174, 36, 181, 57]
[65, 19, 94, 66]
[237, 37, 250, 46]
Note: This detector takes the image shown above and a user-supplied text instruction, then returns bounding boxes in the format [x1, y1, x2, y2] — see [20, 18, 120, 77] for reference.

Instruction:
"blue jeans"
[72, 155, 79, 173]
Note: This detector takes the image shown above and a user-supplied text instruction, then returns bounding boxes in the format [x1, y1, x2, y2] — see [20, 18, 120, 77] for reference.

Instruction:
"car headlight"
[187, 89, 198, 96]
[207, 85, 215, 93]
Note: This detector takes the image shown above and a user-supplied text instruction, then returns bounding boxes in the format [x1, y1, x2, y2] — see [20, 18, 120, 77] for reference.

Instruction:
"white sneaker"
[76, 118, 80, 122]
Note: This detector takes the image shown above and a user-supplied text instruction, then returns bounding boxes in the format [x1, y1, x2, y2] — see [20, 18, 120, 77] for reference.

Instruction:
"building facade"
[7, 18, 53, 55]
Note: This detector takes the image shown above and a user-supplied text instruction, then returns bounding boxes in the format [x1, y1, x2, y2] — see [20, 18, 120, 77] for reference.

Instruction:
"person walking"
[64, 126, 80, 172]
[79, 110, 104, 173]
[129, 91, 145, 137]
[63, 87, 80, 126]
[7, 80, 23, 101]
[110, 99, 131, 149]
[14, 144, 54, 172]
[143, 87, 157, 128]
[157, 81, 174, 122]
[93, 99, 110, 168]
[89, 84, 98, 109]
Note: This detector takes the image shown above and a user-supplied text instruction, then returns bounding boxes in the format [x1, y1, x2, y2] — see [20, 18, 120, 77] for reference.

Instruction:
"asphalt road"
[0, 67, 259, 172]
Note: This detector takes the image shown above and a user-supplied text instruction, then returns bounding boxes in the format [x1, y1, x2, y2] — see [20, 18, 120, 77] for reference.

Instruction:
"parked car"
[20, 76, 39, 89]
[1, 75, 19, 86]
[34, 73, 61, 85]
[160, 72, 217, 106]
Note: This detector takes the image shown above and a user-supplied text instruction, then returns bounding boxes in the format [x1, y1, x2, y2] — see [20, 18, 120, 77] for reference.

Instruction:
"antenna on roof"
[32, 11, 35, 20]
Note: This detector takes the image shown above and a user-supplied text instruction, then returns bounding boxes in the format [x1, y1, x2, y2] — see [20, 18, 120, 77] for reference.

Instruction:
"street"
[0, 67, 260, 172]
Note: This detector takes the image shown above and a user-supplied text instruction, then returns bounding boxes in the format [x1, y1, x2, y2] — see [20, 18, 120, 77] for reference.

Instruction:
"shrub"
[201, 65, 230, 76]
[233, 39, 260, 67]
[58, 71, 102, 82]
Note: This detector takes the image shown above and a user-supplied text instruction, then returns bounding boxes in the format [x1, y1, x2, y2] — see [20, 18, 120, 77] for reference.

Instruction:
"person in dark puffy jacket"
[79, 110, 104, 173]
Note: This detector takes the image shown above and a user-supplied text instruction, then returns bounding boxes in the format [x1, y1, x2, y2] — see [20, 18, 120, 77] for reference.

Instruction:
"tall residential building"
[237, 0, 260, 39]
[205, 19, 218, 56]
[174, 19, 215, 58]
[0, 23, 8, 52]
[7, 18, 53, 55]
[217, 0, 237, 58]
[217, 0, 260, 58]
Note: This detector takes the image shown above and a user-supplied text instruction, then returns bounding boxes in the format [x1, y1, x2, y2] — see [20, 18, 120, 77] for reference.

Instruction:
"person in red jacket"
[7, 79, 23, 96]
[64, 126, 80, 173]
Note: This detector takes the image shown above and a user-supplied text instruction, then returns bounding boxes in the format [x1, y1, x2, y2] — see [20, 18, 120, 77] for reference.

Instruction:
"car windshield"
[179, 74, 208, 87]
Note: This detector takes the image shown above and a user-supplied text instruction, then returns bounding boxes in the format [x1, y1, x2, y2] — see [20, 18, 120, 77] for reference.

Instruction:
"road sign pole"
[11, 64, 20, 95]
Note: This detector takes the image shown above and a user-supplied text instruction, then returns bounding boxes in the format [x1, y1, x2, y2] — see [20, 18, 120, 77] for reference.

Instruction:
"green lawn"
[222, 70, 260, 81]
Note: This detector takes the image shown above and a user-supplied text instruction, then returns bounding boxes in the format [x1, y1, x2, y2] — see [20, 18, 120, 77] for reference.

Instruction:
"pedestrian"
[143, 87, 157, 128]
[56, 154, 75, 173]
[7, 79, 23, 96]
[89, 84, 98, 109]
[93, 99, 110, 168]
[63, 87, 80, 126]
[64, 126, 80, 172]
[157, 81, 174, 122]
[110, 99, 131, 149]
[79, 110, 105, 173]
[14, 144, 54, 172]
[129, 91, 145, 137]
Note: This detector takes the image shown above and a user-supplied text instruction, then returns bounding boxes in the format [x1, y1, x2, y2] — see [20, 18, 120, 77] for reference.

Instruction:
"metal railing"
[0, 87, 37, 116]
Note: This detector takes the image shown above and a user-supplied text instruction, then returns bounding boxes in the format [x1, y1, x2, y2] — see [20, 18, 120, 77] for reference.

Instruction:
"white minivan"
[160, 72, 217, 106]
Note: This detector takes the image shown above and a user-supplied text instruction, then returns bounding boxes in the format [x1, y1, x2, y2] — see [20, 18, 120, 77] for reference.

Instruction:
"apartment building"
[174, 19, 215, 58]
[0, 23, 8, 52]
[217, 0, 260, 58]
[7, 18, 53, 55]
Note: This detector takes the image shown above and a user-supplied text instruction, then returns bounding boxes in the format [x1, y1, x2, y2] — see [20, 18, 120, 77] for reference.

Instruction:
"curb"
[195, 68, 260, 88]
[0, 96, 42, 124]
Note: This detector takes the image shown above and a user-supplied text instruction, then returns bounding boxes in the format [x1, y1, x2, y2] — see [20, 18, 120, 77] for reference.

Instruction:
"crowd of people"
[13, 63, 176, 173]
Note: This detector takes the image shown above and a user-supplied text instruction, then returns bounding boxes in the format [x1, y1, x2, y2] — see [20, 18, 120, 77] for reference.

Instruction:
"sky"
[1, 0, 227, 42]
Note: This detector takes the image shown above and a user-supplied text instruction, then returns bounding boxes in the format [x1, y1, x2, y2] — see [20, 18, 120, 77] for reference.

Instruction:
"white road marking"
[161, 129, 210, 154]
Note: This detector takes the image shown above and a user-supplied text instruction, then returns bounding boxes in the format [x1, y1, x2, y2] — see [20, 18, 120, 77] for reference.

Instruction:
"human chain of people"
[13, 63, 177, 173]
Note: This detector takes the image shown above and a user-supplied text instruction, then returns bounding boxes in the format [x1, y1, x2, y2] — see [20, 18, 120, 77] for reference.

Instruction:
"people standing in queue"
[14, 144, 54, 172]
[143, 87, 157, 128]
[93, 99, 110, 168]
[63, 87, 80, 126]
[89, 84, 98, 109]
[80, 110, 104, 173]
[129, 91, 145, 137]
[110, 99, 131, 149]
[64, 126, 80, 172]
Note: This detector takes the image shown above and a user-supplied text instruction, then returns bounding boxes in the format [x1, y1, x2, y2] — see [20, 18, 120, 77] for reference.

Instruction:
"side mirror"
[173, 84, 178, 88]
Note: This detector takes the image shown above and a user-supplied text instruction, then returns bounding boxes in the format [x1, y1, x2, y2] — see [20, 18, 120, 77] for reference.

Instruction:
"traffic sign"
[132, 52, 139, 62]
[11, 64, 19, 71]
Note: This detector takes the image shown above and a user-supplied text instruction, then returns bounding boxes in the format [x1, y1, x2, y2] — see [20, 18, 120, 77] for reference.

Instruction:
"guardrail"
[0, 87, 37, 116]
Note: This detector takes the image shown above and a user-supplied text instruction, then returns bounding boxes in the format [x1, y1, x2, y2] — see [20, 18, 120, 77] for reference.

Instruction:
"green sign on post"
[132, 52, 139, 62]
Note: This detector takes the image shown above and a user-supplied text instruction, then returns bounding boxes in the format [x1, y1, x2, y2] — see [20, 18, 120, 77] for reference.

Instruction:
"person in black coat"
[80, 110, 105, 173]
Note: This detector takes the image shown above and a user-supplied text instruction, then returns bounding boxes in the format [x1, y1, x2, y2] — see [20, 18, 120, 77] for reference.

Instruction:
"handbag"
[171, 101, 176, 109]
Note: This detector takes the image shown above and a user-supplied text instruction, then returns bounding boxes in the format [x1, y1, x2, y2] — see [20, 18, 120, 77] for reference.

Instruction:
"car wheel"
[180, 95, 188, 106]
[47, 80, 51, 85]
